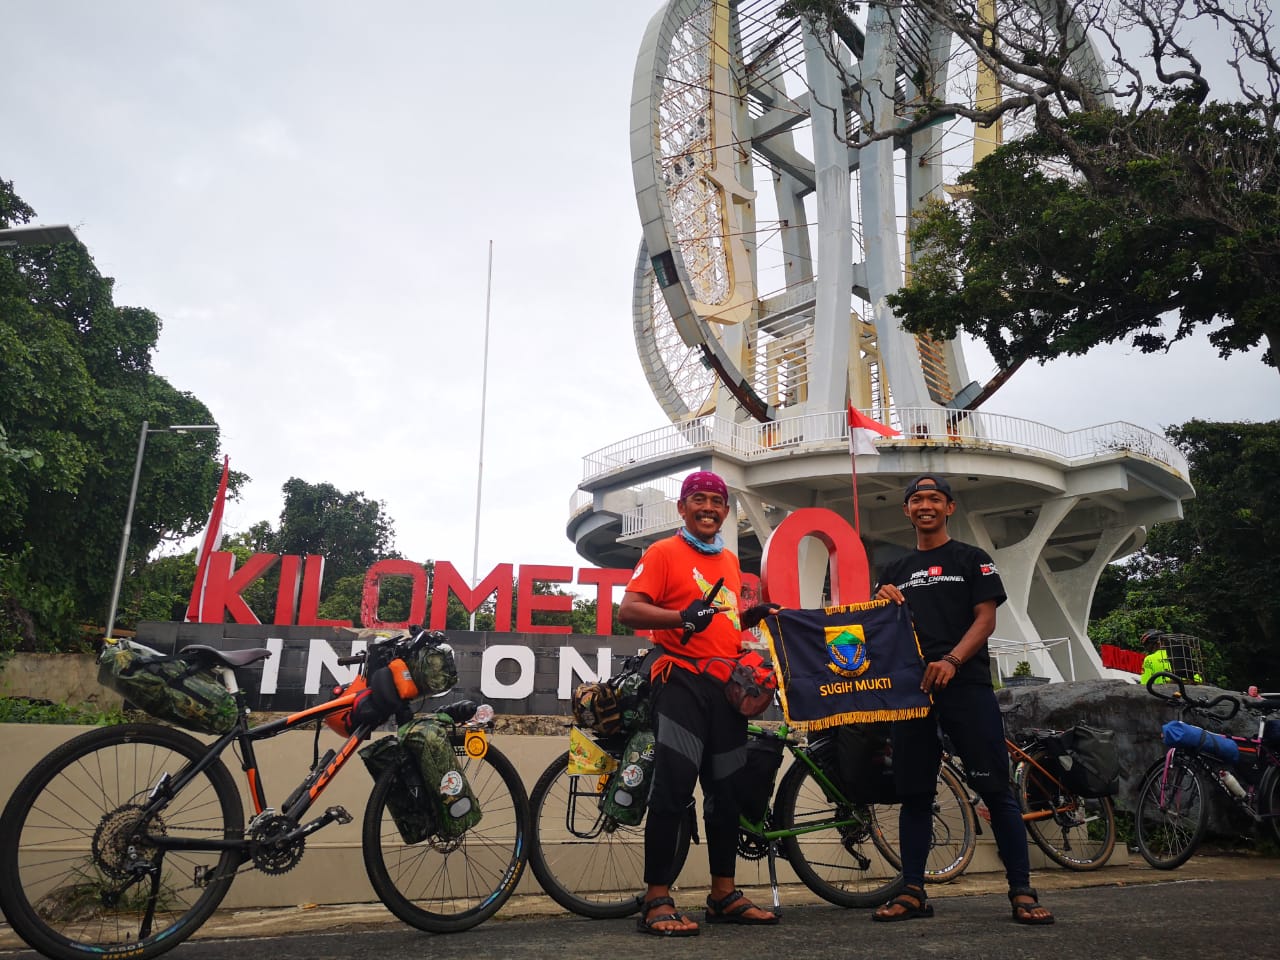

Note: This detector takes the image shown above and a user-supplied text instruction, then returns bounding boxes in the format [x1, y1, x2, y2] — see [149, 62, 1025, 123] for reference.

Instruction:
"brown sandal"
[872, 885, 933, 922]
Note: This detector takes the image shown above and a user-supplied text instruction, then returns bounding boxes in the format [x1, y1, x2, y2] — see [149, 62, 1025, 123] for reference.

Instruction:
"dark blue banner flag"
[762, 599, 931, 729]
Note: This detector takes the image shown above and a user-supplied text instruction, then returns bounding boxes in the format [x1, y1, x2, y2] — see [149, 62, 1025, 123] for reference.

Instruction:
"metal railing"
[581, 407, 1188, 484]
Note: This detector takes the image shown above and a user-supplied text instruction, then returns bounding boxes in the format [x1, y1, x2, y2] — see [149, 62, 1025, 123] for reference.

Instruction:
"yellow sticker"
[464, 729, 488, 759]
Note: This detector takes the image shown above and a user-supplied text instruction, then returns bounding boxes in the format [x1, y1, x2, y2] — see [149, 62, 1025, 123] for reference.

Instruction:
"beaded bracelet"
[941, 654, 962, 669]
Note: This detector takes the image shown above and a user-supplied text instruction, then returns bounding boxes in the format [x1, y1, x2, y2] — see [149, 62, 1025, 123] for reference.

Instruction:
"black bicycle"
[1134, 672, 1280, 869]
[0, 628, 529, 960]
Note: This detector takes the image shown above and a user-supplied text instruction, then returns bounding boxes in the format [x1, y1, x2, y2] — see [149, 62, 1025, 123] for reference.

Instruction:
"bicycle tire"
[0, 723, 243, 960]
[527, 751, 692, 919]
[362, 740, 529, 932]
[869, 762, 977, 883]
[1014, 746, 1117, 871]
[1258, 765, 1280, 846]
[1134, 753, 1208, 869]
[774, 757, 905, 907]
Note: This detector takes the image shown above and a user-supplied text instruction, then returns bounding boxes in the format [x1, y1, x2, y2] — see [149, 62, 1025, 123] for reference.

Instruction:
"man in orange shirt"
[619, 470, 778, 936]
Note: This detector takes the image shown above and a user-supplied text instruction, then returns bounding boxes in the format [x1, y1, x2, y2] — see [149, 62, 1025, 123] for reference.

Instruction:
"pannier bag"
[601, 727, 656, 826]
[571, 682, 622, 735]
[359, 736, 435, 844]
[1264, 718, 1280, 750]
[399, 718, 482, 838]
[1162, 720, 1240, 764]
[407, 640, 458, 697]
[572, 663, 652, 736]
[1044, 724, 1121, 797]
[813, 722, 896, 804]
[98, 640, 237, 735]
[737, 735, 785, 822]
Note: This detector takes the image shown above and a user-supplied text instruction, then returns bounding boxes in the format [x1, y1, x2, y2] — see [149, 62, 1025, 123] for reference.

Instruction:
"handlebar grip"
[1146, 671, 1187, 701]
[336, 653, 366, 666]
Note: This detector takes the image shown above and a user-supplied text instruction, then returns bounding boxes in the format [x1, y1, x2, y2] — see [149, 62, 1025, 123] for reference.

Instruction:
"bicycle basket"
[98, 640, 237, 735]
[1043, 724, 1120, 798]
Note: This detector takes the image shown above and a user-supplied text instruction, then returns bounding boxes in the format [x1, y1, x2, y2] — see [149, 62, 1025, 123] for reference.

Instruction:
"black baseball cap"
[904, 474, 954, 502]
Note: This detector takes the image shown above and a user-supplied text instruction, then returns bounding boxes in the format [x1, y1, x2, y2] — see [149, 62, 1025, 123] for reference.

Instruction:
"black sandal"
[1009, 886, 1055, 926]
[636, 896, 700, 937]
[704, 889, 779, 925]
[872, 885, 933, 922]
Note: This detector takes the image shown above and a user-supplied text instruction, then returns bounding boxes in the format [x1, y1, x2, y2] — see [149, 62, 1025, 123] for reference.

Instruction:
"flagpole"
[469, 241, 493, 631]
[846, 405, 861, 537]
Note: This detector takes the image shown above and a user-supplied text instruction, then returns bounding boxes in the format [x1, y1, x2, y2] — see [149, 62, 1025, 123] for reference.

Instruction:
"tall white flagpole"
[469, 241, 493, 631]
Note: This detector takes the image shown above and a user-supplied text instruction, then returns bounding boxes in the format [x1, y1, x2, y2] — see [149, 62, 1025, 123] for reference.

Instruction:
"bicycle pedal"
[326, 805, 353, 825]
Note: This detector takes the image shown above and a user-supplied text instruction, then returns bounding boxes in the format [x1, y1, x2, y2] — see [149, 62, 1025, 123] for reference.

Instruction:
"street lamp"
[105, 421, 219, 641]
[0, 224, 78, 248]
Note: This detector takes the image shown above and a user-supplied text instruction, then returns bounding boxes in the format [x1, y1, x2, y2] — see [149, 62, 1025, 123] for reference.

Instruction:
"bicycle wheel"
[1134, 753, 1208, 869]
[363, 741, 529, 932]
[0, 723, 243, 960]
[774, 758, 905, 907]
[527, 751, 692, 919]
[1258, 766, 1280, 846]
[869, 762, 977, 883]
[1014, 747, 1116, 870]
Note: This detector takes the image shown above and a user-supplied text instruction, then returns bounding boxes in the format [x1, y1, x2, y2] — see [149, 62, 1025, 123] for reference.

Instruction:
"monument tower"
[568, 0, 1191, 682]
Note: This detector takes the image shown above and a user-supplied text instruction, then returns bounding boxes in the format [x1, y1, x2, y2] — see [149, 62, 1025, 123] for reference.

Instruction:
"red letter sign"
[431, 561, 513, 631]
[760, 508, 869, 607]
[361, 559, 427, 629]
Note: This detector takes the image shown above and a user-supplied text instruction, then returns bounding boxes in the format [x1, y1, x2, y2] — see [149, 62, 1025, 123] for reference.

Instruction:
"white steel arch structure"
[573, 0, 1190, 685]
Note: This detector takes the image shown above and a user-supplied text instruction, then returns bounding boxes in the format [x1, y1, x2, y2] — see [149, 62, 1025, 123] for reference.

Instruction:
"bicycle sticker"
[465, 729, 488, 759]
[621, 763, 645, 788]
[440, 770, 465, 797]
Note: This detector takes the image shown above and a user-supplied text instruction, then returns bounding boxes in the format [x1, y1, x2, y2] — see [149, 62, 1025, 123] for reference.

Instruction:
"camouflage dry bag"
[98, 640, 238, 735]
[399, 718, 482, 838]
[359, 736, 435, 844]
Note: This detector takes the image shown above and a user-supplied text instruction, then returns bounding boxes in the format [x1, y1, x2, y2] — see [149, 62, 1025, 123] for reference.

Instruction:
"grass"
[0, 696, 127, 725]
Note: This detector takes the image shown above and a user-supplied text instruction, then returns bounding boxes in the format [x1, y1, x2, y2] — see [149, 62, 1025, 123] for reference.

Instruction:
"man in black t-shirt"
[871, 474, 1054, 926]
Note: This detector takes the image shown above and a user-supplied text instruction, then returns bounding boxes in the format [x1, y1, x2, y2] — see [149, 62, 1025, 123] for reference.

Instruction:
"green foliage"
[1, 178, 236, 646]
[890, 104, 1280, 372]
[1012, 660, 1032, 677]
[270, 478, 397, 584]
[0, 696, 126, 725]
[1088, 420, 1280, 687]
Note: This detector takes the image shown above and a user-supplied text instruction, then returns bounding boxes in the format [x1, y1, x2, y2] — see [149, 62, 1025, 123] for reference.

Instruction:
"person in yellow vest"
[1139, 630, 1174, 684]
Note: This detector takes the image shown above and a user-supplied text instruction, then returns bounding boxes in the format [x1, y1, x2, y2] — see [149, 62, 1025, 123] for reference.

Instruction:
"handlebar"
[1146, 671, 1240, 719]
[339, 625, 451, 670]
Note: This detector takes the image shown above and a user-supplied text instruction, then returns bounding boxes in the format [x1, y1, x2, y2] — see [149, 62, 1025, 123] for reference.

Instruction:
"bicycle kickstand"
[766, 839, 783, 917]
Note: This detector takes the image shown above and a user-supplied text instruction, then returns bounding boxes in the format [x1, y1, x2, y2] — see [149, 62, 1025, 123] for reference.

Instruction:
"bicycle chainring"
[737, 827, 770, 861]
[249, 815, 305, 875]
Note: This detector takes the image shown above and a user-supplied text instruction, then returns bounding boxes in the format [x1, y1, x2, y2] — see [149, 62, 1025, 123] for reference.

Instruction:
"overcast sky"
[3, 1, 1277, 588]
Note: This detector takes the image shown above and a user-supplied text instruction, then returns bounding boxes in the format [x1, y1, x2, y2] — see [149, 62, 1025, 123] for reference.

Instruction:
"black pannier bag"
[813, 721, 896, 804]
[359, 736, 435, 844]
[1044, 724, 1121, 797]
[737, 735, 786, 823]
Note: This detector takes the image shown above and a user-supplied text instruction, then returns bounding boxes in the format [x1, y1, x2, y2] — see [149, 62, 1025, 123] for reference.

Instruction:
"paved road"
[3, 873, 1278, 960]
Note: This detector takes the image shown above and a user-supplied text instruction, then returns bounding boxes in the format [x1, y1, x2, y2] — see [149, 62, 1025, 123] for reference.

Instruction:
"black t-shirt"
[876, 539, 1006, 686]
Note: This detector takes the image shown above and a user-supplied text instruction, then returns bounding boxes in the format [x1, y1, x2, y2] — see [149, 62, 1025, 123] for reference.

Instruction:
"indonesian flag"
[847, 405, 899, 456]
[186, 455, 230, 622]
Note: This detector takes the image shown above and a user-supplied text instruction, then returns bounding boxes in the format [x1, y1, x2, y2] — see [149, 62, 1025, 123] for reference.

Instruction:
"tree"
[266, 478, 397, 584]
[891, 103, 1280, 371]
[1, 179, 233, 648]
[780, 1, 1280, 374]
[1088, 419, 1279, 687]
